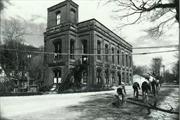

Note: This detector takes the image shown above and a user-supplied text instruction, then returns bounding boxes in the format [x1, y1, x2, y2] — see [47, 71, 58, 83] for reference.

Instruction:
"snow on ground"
[0, 90, 116, 118]
[0, 86, 179, 120]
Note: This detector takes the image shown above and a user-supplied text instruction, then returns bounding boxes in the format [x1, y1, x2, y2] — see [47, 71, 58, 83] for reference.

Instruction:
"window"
[105, 44, 108, 62]
[96, 70, 101, 84]
[56, 11, 61, 25]
[70, 9, 76, 23]
[105, 69, 109, 84]
[82, 72, 87, 85]
[97, 40, 101, 60]
[70, 39, 75, 59]
[122, 72, 125, 83]
[82, 40, 88, 64]
[129, 56, 132, 67]
[112, 47, 114, 64]
[54, 70, 61, 84]
[54, 40, 62, 60]
[117, 50, 120, 64]
[126, 54, 128, 67]
[122, 52, 124, 66]
[112, 72, 115, 84]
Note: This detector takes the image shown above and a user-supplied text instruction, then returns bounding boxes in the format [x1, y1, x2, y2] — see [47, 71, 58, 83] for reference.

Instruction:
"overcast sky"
[2, 0, 179, 71]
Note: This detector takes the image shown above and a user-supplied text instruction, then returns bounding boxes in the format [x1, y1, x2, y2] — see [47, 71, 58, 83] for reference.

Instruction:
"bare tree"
[133, 65, 148, 75]
[104, 0, 179, 37]
[0, 0, 10, 12]
[0, 18, 26, 82]
[3, 18, 25, 43]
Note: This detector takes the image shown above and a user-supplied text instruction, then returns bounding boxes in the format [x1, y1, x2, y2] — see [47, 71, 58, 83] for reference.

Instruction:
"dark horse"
[141, 81, 151, 102]
[132, 82, 140, 99]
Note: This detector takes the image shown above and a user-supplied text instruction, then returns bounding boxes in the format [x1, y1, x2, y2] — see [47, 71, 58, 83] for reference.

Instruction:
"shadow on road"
[66, 87, 179, 120]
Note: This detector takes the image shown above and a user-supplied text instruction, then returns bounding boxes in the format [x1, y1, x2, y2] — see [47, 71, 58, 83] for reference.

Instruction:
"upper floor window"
[117, 50, 120, 65]
[82, 40, 88, 64]
[82, 40, 87, 54]
[105, 44, 108, 62]
[56, 11, 61, 25]
[122, 52, 124, 66]
[54, 40, 62, 60]
[112, 47, 114, 64]
[70, 39, 75, 59]
[97, 40, 101, 60]
[129, 55, 132, 67]
[126, 54, 128, 67]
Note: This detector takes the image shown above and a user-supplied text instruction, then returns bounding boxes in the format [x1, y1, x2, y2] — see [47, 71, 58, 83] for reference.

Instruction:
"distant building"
[44, 0, 133, 88]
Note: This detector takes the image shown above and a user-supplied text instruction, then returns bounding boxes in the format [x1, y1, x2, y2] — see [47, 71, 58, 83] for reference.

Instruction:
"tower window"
[56, 11, 61, 25]
[70, 9, 76, 23]
[54, 40, 62, 59]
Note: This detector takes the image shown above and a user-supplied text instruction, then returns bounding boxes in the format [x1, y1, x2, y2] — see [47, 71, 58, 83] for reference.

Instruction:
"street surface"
[0, 85, 179, 120]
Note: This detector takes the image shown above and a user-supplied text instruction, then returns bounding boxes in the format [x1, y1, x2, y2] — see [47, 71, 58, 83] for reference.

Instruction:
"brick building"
[44, 0, 133, 89]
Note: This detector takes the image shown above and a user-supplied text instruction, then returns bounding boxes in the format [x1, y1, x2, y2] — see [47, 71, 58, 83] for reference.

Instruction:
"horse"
[132, 82, 140, 99]
[141, 81, 151, 103]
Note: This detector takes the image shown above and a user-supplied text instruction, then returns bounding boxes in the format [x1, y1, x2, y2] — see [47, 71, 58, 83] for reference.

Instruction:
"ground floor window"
[122, 72, 125, 83]
[96, 70, 101, 84]
[126, 72, 129, 84]
[112, 72, 115, 84]
[82, 71, 87, 85]
[54, 70, 62, 84]
[105, 69, 109, 84]
[118, 72, 121, 85]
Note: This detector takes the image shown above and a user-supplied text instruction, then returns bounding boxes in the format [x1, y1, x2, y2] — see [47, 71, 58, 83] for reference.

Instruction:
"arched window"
[70, 9, 76, 23]
[117, 50, 120, 64]
[122, 52, 124, 66]
[53, 40, 62, 60]
[96, 69, 101, 84]
[56, 11, 61, 25]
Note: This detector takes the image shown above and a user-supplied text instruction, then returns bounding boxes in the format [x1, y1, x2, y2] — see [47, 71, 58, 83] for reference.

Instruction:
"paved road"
[0, 86, 178, 120]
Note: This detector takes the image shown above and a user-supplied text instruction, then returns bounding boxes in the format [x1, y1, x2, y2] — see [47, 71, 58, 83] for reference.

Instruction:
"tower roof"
[48, 0, 78, 12]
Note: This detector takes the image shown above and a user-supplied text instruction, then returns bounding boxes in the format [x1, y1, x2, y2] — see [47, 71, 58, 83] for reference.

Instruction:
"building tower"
[44, 0, 79, 86]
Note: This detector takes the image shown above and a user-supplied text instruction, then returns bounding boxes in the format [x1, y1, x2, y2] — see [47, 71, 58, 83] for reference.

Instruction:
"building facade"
[44, 0, 133, 88]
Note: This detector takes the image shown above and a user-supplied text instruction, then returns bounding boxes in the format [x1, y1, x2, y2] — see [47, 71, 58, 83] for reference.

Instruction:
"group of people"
[113, 74, 160, 107]
[133, 74, 160, 102]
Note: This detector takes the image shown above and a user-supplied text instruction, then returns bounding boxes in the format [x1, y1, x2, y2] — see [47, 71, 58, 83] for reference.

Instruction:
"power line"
[133, 50, 179, 55]
[133, 45, 179, 49]
[0, 47, 178, 56]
